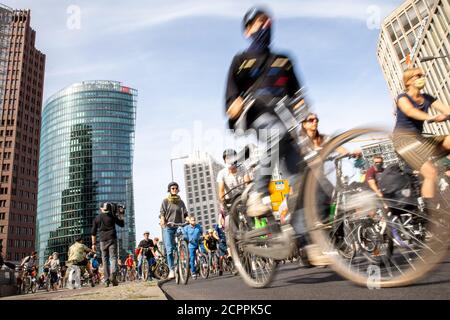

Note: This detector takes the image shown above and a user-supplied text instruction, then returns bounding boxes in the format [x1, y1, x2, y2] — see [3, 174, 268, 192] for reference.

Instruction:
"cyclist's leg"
[249, 112, 300, 217]
[394, 133, 445, 205]
[137, 255, 143, 278]
[163, 227, 176, 271]
[188, 245, 196, 275]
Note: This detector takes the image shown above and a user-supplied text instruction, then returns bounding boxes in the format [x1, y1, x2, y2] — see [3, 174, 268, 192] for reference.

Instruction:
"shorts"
[393, 132, 446, 170]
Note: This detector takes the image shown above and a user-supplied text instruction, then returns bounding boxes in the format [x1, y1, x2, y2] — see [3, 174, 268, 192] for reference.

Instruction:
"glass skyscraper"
[37, 80, 137, 264]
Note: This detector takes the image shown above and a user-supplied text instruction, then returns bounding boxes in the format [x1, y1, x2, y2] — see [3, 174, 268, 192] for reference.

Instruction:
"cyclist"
[153, 237, 164, 258]
[203, 228, 221, 274]
[182, 215, 203, 280]
[217, 149, 251, 227]
[20, 251, 38, 276]
[393, 68, 450, 211]
[124, 254, 135, 280]
[48, 252, 60, 291]
[365, 155, 385, 198]
[225, 6, 304, 219]
[213, 224, 227, 276]
[67, 237, 94, 286]
[90, 253, 100, 283]
[137, 231, 156, 281]
[159, 182, 189, 279]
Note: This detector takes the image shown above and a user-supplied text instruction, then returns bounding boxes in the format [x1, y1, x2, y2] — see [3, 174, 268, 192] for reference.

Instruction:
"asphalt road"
[160, 259, 450, 300]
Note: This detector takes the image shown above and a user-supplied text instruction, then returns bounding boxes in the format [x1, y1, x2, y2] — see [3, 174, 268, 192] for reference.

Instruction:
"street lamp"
[170, 155, 189, 182]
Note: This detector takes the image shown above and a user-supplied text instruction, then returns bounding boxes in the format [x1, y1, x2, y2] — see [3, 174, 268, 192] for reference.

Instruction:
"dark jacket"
[91, 212, 124, 242]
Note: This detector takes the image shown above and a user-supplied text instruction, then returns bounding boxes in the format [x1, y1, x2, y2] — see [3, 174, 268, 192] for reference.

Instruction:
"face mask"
[414, 78, 426, 89]
[375, 163, 384, 171]
[247, 24, 271, 53]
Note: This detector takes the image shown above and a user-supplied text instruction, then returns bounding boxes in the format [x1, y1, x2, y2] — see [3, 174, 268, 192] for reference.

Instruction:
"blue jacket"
[183, 224, 203, 248]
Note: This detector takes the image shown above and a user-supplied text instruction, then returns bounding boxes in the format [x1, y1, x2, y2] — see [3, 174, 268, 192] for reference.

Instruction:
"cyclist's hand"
[430, 114, 449, 122]
[376, 191, 383, 198]
[227, 97, 244, 120]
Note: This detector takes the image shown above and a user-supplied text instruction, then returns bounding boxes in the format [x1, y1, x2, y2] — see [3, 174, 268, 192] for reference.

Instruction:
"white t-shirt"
[216, 167, 247, 200]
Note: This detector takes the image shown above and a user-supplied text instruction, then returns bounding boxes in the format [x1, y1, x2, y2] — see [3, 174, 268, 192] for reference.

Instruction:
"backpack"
[91, 258, 99, 269]
[378, 164, 416, 208]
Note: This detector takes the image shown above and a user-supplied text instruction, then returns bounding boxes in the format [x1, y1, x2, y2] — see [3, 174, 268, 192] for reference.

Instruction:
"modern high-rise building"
[377, 0, 450, 135]
[183, 151, 223, 230]
[37, 81, 137, 264]
[361, 139, 400, 167]
[0, 9, 45, 263]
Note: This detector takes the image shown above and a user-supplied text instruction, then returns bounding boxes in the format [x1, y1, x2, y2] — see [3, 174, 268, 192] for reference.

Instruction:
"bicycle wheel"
[198, 254, 209, 279]
[155, 262, 169, 280]
[142, 259, 149, 281]
[303, 128, 450, 288]
[227, 195, 277, 288]
[178, 241, 190, 285]
[174, 250, 180, 285]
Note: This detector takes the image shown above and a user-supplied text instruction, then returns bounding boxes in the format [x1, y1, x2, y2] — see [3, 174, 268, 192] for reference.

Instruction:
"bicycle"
[21, 267, 38, 294]
[167, 222, 190, 285]
[226, 90, 450, 288]
[195, 246, 210, 279]
[139, 248, 151, 281]
[152, 255, 170, 280]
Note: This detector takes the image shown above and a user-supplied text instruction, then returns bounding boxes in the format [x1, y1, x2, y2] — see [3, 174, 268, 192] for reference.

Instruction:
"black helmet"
[242, 6, 270, 30]
[222, 149, 237, 161]
[167, 182, 179, 192]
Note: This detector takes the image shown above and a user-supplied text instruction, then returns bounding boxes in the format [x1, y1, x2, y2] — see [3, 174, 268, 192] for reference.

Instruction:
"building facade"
[377, 0, 450, 135]
[361, 139, 400, 168]
[183, 151, 223, 231]
[37, 81, 137, 264]
[0, 9, 45, 263]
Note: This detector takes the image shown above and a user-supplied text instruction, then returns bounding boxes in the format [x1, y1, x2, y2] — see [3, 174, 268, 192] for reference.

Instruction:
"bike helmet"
[223, 149, 237, 161]
[208, 228, 214, 233]
[242, 6, 270, 30]
[143, 231, 150, 235]
[167, 182, 179, 192]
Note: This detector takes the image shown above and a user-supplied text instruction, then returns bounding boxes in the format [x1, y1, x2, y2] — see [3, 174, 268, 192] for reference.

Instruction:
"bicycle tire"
[179, 240, 190, 285]
[155, 262, 169, 280]
[174, 250, 180, 285]
[199, 254, 209, 279]
[303, 127, 450, 288]
[227, 195, 277, 288]
[142, 259, 149, 281]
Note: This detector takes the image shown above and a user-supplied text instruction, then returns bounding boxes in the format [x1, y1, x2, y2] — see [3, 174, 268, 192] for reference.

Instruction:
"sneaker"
[219, 270, 223, 276]
[105, 279, 110, 287]
[246, 192, 271, 217]
[191, 273, 197, 280]
[168, 270, 175, 279]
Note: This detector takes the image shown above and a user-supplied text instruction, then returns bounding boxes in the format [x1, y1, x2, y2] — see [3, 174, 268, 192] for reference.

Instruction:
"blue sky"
[4, 0, 405, 241]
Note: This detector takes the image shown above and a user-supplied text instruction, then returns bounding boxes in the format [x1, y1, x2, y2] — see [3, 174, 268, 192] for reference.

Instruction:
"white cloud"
[63, 0, 399, 35]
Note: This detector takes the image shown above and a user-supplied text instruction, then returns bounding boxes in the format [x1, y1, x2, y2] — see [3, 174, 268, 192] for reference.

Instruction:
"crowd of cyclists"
[2, 6, 449, 295]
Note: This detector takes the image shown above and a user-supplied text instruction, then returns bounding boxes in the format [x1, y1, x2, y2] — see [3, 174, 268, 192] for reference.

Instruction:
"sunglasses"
[170, 187, 178, 190]
[305, 118, 319, 123]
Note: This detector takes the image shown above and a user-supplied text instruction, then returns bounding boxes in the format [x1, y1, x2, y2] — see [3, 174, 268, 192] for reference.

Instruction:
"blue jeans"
[188, 245, 197, 274]
[137, 255, 155, 279]
[163, 227, 177, 271]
